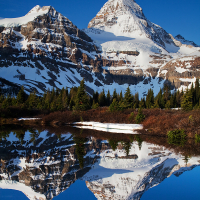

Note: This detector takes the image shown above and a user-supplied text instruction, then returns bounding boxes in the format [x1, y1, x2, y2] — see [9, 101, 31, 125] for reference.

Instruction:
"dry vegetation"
[40, 107, 200, 138]
[1, 107, 200, 139]
[41, 107, 137, 125]
[140, 109, 200, 138]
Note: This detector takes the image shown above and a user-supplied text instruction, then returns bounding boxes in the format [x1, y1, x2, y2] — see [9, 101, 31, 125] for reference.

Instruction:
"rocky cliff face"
[0, 2, 200, 97]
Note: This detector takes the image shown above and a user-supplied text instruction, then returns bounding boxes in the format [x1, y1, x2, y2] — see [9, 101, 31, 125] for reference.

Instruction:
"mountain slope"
[0, 2, 199, 97]
[85, 0, 200, 93]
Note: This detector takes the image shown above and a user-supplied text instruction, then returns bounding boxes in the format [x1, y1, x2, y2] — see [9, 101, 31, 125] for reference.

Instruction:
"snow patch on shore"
[74, 122, 143, 134]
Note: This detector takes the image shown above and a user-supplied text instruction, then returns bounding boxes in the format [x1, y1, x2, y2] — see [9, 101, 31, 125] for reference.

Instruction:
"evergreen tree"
[1, 95, 12, 108]
[0, 95, 4, 104]
[135, 108, 145, 124]
[50, 99, 57, 111]
[92, 100, 99, 109]
[74, 136, 87, 169]
[98, 89, 106, 107]
[134, 92, 139, 108]
[92, 91, 99, 104]
[106, 90, 111, 106]
[109, 139, 119, 151]
[176, 90, 182, 108]
[74, 79, 90, 111]
[56, 92, 63, 111]
[109, 98, 119, 111]
[163, 84, 171, 104]
[165, 100, 171, 109]
[181, 90, 193, 111]
[170, 93, 176, 108]
[112, 89, 118, 101]
[124, 86, 133, 108]
[11, 97, 17, 106]
[36, 98, 43, 110]
[51, 88, 56, 101]
[70, 87, 78, 102]
[26, 91, 38, 109]
[16, 86, 26, 105]
[60, 87, 68, 110]
[139, 98, 146, 109]
[119, 90, 123, 102]
[122, 141, 131, 156]
[146, 89, 154, 108]
[154, 88, 164, 108]
[194, 78, 200, 106]
[44, 89, 51, 109]
[69, 99, 75, 110]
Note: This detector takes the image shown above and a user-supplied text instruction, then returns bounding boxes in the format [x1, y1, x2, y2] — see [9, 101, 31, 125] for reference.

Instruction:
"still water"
[0, 125, 200, 200]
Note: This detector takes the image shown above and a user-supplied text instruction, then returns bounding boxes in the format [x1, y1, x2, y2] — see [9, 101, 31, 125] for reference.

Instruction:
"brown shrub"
[140, 109, 200, 138]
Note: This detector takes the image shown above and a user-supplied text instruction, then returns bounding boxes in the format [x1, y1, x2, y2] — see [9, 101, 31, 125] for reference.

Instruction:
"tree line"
[0, 79, 200, 112]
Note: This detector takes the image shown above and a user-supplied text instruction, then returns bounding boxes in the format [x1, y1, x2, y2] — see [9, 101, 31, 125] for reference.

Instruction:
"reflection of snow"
[83, 141, 200, 200]
[18, 118, 41, 121]
[1, 131, 200, 200]
[0, 180, 46, 200]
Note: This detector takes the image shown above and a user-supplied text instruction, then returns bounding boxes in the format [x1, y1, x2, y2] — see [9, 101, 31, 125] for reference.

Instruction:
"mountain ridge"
[0, 2, 199, 97]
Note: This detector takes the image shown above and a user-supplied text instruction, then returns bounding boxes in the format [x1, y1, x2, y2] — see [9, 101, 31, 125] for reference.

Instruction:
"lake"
[0, 125, 200, 200]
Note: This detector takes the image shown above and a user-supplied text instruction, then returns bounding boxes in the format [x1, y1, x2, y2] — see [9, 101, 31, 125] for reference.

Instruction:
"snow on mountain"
[87, 0, 177, 50]
[0, 2, 199, 97]
[86, 0, 200, 55]
[0, 5, 50, 27]
[84, 0, 200, 93]
[175, 34, 199, 47]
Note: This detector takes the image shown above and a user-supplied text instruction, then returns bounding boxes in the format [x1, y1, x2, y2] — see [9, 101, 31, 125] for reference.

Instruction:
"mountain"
[175, 34, 199, 47]
[85, 0, 200, 93]
[0, 5, 100, 95]
[0, 2, 200, 97]
[87, 0, 177, 50]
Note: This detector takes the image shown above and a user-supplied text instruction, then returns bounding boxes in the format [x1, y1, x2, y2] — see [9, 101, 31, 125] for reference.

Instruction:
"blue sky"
[0, 0, 199, 45]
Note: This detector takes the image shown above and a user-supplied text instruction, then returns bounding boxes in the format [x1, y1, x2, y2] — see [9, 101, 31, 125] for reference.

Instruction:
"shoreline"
[0, 108, 200, 138]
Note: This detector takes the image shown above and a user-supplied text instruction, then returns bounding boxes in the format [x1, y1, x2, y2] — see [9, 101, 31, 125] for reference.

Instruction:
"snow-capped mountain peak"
[88, 0, 146, 36]
[26, 5, 42, 15]
[87, 0, 177, 50]
[0, 5, 51, 27]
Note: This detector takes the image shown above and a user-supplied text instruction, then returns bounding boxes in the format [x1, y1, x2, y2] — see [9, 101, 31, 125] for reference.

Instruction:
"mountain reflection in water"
[0, 125, 200, 200]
